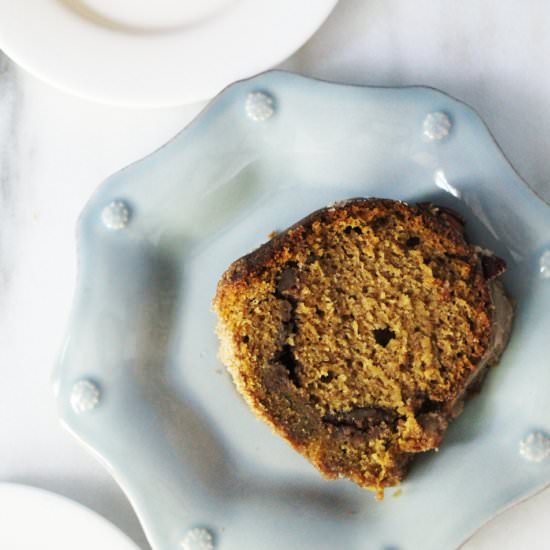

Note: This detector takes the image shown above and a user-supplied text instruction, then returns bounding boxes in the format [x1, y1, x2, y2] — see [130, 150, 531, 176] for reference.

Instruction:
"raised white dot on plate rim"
[519, 431, 550, 463]
[101, 199, 131, 230]
[180, 527, 214, 550]
[423, 111, 452, 141]
[245, 91, 275, 122]
[70, 379, 101, 414]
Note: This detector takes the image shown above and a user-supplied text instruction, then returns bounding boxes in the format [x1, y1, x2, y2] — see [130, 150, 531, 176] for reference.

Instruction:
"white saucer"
[0, 0, 336, 106]
[0, 483, 139, 549]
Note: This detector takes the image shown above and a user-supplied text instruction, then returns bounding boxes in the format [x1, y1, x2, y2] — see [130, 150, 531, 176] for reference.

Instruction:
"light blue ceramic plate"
[53, 71, 550, 550]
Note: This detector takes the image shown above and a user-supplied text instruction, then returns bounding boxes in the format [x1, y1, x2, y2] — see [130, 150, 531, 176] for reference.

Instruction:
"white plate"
[0, 0, 336, 106]
[0, 483, 139, 549]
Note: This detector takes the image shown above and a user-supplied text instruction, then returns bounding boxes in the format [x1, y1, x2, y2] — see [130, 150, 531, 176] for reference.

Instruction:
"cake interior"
[215, 202, 501, 496]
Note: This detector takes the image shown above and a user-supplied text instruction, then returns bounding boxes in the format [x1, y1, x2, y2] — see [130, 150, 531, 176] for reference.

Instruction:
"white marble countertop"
[1, 1, 549, 548]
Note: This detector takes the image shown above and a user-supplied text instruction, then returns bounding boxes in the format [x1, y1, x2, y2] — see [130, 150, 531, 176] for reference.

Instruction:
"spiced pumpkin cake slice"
[213, 198, 513, 497]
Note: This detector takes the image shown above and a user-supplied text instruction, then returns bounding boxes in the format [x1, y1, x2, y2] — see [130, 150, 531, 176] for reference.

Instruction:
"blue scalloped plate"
[53, 71, 550, 550]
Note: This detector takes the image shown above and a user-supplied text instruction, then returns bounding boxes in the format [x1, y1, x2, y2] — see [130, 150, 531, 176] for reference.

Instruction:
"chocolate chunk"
[277, 266, 299, 293]
[273, 344, 301, 387]
[481, 254, 507, 280]
[417, 412, 448, 436]
[416, 398, 442, 415]
[323, 407, 398, 431]
[280, 300, 292, 322]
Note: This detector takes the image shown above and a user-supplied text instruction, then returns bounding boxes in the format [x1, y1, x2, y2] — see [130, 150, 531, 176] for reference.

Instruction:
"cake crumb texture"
[213, 198, 510, 497]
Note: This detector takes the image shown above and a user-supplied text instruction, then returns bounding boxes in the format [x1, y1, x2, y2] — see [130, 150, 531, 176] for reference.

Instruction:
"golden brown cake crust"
[213, 198, 511, 497]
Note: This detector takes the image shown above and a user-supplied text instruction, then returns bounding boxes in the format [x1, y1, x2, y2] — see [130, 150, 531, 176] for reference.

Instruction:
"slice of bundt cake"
[213, 198, 513, 497]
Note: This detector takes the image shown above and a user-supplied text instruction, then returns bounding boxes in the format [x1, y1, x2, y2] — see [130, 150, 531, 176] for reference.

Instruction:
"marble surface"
[1, 1, 549, 548]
